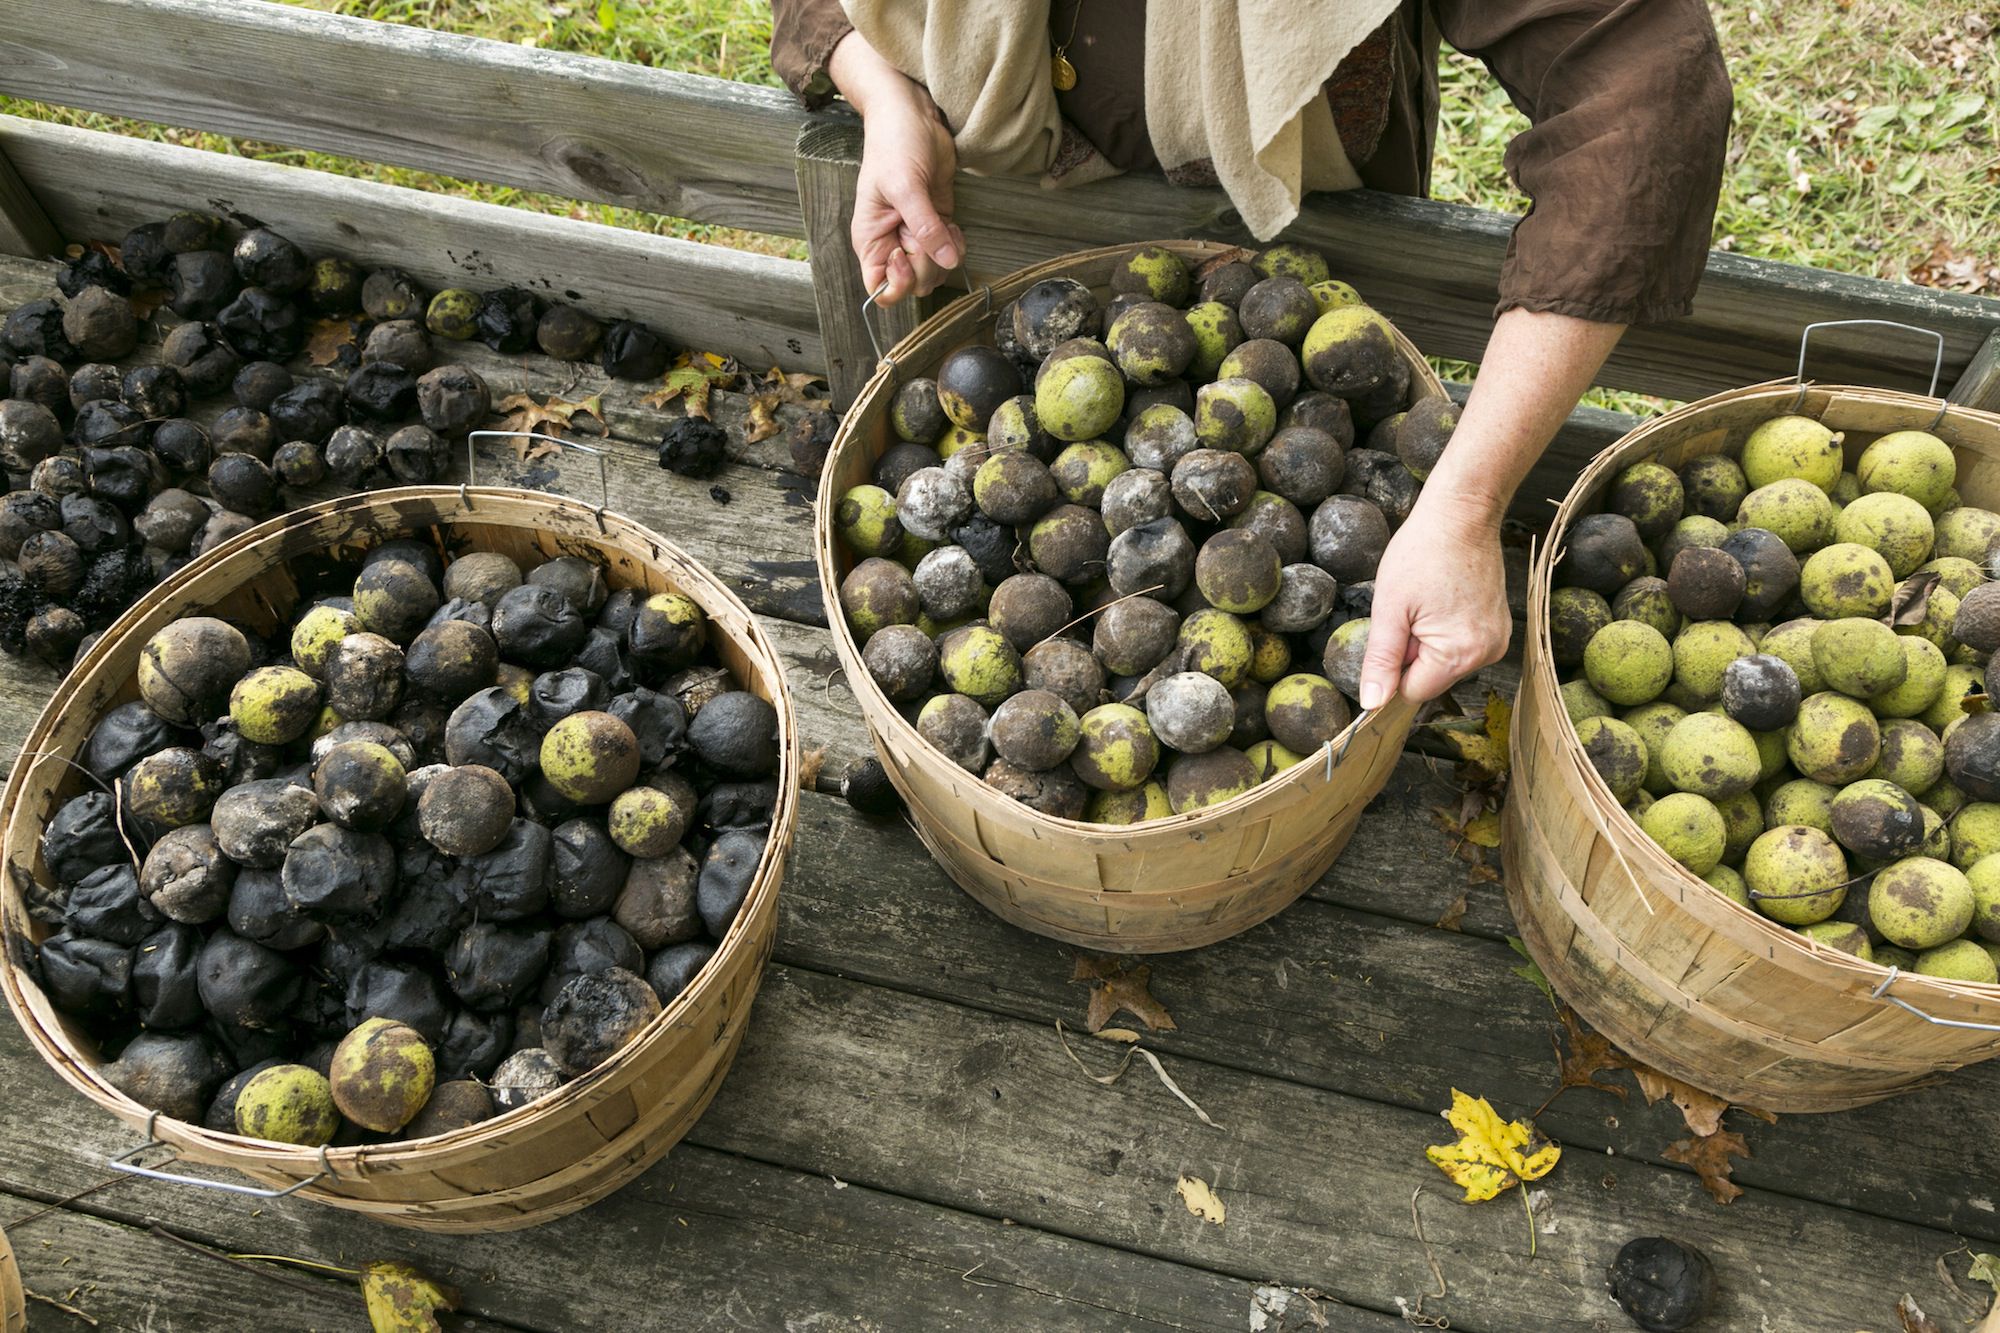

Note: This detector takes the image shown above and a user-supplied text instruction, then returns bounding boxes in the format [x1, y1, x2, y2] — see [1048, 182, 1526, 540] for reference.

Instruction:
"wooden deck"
[2, 253, 1997, 1332]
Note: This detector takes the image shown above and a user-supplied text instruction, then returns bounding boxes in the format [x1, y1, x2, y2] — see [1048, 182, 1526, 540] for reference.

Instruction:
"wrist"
[830, 32, 939, 125]
[1411, 486, 1505, 540]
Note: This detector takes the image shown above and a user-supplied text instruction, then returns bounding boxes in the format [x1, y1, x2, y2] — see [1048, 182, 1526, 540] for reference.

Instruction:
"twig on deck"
[145, 1226, 347, 1301]
[2, 1173, 136, 1232]
[1403, 1187, 1450, 1329]
[25, 1289, 99, 1325]
[1053, 1021, 1223, 1130]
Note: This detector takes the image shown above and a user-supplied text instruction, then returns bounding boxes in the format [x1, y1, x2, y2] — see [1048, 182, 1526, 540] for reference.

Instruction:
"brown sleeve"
[1434, 0, 1733, 326]
[771, 0, 852, 108]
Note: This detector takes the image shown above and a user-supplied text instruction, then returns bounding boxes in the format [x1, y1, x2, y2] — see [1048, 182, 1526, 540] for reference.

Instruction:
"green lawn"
[3, 0, 1992, 393]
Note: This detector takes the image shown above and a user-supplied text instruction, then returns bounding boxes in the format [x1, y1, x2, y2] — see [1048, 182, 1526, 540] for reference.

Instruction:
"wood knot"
[548, 139, 653, 204]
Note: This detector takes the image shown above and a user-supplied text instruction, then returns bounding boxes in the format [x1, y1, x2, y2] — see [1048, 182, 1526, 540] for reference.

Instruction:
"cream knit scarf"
[839, 0, 1401, 239]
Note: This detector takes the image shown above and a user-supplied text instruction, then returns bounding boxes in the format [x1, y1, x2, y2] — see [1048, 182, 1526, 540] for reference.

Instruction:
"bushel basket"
[817, 240, 1431, 953]
[1506, 380, 2000, 1111]
[0, 485, 796, 1230]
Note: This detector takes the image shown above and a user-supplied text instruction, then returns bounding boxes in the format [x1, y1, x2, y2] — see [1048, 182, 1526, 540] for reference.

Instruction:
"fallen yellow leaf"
[362, 1260, 458, 1332]
[1428, 690, 1514, 783]
[1176, 1174, 1226, 1225]
[1463, 813, 1502, 848]
[1425, 1089, 1560, 1203]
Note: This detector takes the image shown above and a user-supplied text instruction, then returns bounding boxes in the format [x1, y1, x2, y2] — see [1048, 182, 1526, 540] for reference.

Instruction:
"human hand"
[1357, 495, 1513, 710]
[851, 89, 963, 306]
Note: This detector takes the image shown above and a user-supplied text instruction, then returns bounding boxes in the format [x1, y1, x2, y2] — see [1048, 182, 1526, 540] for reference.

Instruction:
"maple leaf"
[1662, 1128, 1749, 1204]
[1427, 690, 1513, 783]
[1175, 1174, 1226, 1225]
[1434, 894, 1468, 932]
[305, 317, 361, 368]
[487, 392, 605, 459]
[645, 350, 739, 420]
[362, 1260, 459, 1332]
[1549, 1005, 1630, 1103]
[1425, 1089, 1561, 1202]
[1072, 955, 1176, 1032]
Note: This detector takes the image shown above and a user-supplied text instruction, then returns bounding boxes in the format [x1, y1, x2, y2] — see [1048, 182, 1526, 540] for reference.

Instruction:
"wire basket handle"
[1869, 966, 2000, 1035]
[1795, 319, 1946, 398]
[103, 1110, 337, 1200]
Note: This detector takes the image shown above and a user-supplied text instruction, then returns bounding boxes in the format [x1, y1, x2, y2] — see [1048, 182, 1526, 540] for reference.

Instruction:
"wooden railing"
[2, 0, 1996, 445]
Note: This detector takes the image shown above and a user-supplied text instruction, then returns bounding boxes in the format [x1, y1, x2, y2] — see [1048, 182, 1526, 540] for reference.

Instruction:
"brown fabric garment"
[768, 0, 1733, 325]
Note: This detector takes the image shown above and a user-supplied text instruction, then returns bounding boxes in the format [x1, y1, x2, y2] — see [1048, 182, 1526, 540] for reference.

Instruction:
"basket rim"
[0, 484, 799, 1170]
[815, 238, 1438, 841]
[1521, 378, 2000, 1006]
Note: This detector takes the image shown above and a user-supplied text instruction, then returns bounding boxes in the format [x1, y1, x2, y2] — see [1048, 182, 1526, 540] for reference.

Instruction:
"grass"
[1, 0, 1992, 405]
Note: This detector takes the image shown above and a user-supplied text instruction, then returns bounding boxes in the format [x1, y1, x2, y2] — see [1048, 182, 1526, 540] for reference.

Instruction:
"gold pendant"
[1051, 52, 1077, 91]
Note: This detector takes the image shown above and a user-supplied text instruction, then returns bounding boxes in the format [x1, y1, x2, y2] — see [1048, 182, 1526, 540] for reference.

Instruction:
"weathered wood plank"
[779, 784, 2000, 1244]
[0, 142, 58, 259]
[0, 0, 821, 242]
[684, 966, 1967, 1333]
[0, 1185, 517, 1332]
[942, 175, 2000, 404]
[0, 115, 824, 373]
[0, 1028, 1342, 1333]
[1948, 330, 2000, 412]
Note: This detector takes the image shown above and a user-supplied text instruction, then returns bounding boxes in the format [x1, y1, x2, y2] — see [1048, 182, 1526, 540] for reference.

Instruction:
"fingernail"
[937, 243, 960, 267]
[1360, 682, 1385, 711]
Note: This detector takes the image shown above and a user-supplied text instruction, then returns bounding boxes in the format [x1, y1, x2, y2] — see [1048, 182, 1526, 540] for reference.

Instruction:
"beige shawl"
[840, 0, 1402, 239]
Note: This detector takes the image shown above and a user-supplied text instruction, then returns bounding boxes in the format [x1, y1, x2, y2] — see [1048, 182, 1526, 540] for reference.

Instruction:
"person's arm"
[1357, 309, 1623, 710]
[826, 30, 964, 306]
[1357, 0, 1732, 707]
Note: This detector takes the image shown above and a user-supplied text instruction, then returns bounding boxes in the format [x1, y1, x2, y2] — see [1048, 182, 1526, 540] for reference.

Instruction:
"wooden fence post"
[1947, 329, 2000, 413]
[0, 143, 60, 258]
[796, 120, 921, 410]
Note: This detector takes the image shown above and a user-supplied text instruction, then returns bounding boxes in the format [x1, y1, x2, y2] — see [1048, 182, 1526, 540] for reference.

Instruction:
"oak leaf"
[1425, 1089, 1561, 1202]
[1551, 1005, 1630, 1102]
[645, 350, 739, 419]
[1629, 1066, 1731, 1138]
[1434, 894, 1468, 932]
[1662, 1129, 1749, 1204]
[488, 392, 606, 459]
[744, 393, 783, 444]
[362, 1261, 459, 1332]
[1072, 955, 1176, 1032]
[758, 364, 831, 406]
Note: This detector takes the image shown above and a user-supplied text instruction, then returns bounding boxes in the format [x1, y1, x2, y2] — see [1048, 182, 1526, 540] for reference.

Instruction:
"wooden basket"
[1505, 381, 2000, 1111]
[0, 485, 798, 1230]
[0, 1225, 21, 1333]
[816, 240, 1433, 953]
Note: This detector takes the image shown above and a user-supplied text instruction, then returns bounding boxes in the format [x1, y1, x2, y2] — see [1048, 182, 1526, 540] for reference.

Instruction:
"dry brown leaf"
[129, 288, 172, 320]
[797, 745, 827, 790]
[1193, 246, 1257, 280]
[305, 317, 360, 368]
[759, 364, 832, 407]
[1890, 570, 1940, 627]
[1662, 1129, 1749, 1204]
[1550, 1005, 1630, 1103]
[744, 393, 784, 444]
[488, 392, 606, 457]
[1629, 1066, 1730, 1138]
[1072, 955, 1177, 1032]
[1434, 894, 1468, 932]
[1897, 1293, 1945, 1333]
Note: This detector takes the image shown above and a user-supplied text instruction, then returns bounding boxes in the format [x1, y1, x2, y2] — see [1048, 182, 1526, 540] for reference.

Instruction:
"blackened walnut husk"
[436, 1009, 512, 1082]
[600, 321, 670, 380]
[445, 921, 553, 1012]
[162, 321, 242, 397]
[82, 445, 160, 512]
[121, 745, 225, 838]
[233, 361, 294, 412]
[208, 454, 279, 515]
[162, 211, 223, 254]
[268, 378, 344, 445]
[550, 818, 629, 919]
[527, 556, 609, 617]
[345, 361, 419, 422]
[687, 691, 779, 778]
[646, 940, 715, 1005]
[443, 689, 541, 783]
[536, 304, 603, 361]
[132, 922, 205, 1030]
[102, 1030, 230, 1121]
[0, 572, 38, 655]
[385, 424, 450, 483]
[195, 510, 256, 556]
[211, 778, 320, 868]
[82, 704, 185, 785]
[571, 627, 635, 695]
[39, 931, 133, 1015]
[416, 364, 490, 438]
[457, 818, 553, 920]
[226, 867, 324, 952]
[492, 583, 586, 668]
[697, 829, 764, 937]
[168, 250, 242, 321]
[31, 456, 87, 499]
[151, 420, 212, 475]
[74, 547, 157, 627]
[0, 488, 61, 558]
[541, 917, 643, 1003]
[65, 864, 162, 945]
[365, 538, 445, 584]
[122, 364, 188, 419]
[0, 399, 63, 472]
[11, 356, 71, 419]
[120, 223, 174, 286]
[231, 229, 308, 293]
[196, 929, 300, 1029]
[607, 687, 686, 768]
[280, 823, 395, 919]
[211, 407, 276, 461]
[313, 740, 408, 831]
[216, 287, 305, 360]
[323, 632, 406, 720]
[60, 494, 129, 553]
[19, 529, 85, 596]
[476, 287, 541, 353]
[272, 439, 325, 488]
[3, 299, 79, 362]
[541, 966, 661, 1076]
[530, 667, 608, 726]
[26, 607, 87, 667]
[139, 823, 235, 924]
[344, 960, 450, 1043]
[201, 719, 285, 788]
[316, 721, 417, 771]
[69, 362, 124, 409]
[324, 424, 386, 485]
[71, 400, 150, 451]
[699, 780, 778, 834]
[1607, 1237, 1715, 1333]
[62, 286, 139, 361]
[309, 257, 364, 315]
[363, 319, 433, 373]
[385, 847, 472, 953]
[58, 249, 132, 298]
[658, 417, 728, 478]
[405, 620, 499, 703]
[361, 268, 427, 323]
